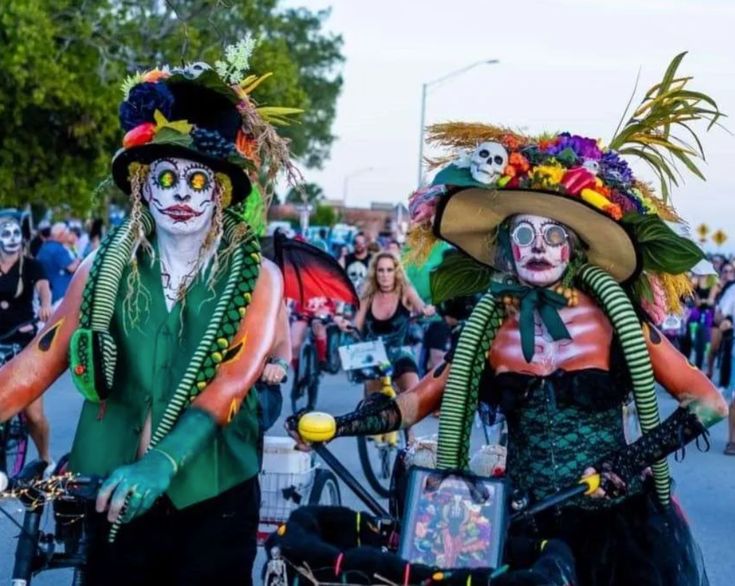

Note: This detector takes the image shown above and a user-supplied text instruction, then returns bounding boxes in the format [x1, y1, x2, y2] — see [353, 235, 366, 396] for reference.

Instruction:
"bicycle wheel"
[307, 469, 342, 506]
[291, 343, 315, 413]
[1, 414, 29, 477]
[357, 430, 408, 498]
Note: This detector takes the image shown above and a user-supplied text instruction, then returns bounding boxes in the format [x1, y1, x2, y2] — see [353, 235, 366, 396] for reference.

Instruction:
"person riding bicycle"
[0, 209, 54, 471]
[0, 54, 300, 585]
[290, 57, 726, 586]
[290, 296, 336, 375]
[346, 252, 434, 398]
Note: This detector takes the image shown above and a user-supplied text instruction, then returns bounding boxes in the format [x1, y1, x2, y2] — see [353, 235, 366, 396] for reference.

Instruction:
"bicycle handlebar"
[297, 411, 336, 443]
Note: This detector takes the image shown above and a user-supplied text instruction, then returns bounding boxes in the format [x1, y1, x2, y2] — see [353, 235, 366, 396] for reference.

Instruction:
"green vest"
[69, 248, 260, 509]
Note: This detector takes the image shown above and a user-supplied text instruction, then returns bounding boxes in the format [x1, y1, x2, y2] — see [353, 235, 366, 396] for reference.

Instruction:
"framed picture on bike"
[398, 467, 509, 570]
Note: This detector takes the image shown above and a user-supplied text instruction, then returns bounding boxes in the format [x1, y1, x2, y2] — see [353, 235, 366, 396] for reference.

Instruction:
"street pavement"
[1, 370, 734, 584]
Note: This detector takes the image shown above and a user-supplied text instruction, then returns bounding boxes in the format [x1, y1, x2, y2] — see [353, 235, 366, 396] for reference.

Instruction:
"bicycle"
[290, 314, 337, 414]
[338, 331, 411, 497]
[266, 412, 598, 585]
[0, 457, 101, 585]
[257, 436, 342, 544]
[0, 322, 37, 477]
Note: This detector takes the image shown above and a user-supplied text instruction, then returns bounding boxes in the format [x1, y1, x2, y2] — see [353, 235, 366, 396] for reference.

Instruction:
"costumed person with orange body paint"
[289, 54, 727, 585]
[0, 40, 303, 585]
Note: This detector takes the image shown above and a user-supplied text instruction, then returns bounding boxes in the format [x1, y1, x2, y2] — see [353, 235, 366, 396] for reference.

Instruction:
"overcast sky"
[290, 0, 735, 251]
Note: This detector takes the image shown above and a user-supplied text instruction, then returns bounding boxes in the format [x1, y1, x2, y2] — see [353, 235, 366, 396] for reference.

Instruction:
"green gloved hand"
[95, 407, 217, 523]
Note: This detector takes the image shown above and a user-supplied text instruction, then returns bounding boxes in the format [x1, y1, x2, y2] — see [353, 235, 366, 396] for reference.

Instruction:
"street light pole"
[342, 167, 375, 208]
[417, 59, 499, 187]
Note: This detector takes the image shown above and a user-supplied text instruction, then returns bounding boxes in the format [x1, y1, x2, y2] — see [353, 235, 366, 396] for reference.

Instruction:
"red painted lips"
[159, 205, 203, 223]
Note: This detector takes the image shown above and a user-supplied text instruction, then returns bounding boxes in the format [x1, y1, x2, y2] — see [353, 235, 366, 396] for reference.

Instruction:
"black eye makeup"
[188, 170, 211, 192]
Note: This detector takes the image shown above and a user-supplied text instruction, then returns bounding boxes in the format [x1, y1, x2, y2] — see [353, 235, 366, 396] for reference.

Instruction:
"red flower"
[122, 122, 156, 148]
[560, 167, 597, 196]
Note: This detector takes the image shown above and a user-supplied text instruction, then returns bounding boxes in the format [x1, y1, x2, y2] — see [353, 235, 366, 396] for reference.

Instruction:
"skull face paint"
[143, 158, 216, 236]
[510, 214, 571, 288]
[470, 142, 508, 185]
[0, 219, 22, 255]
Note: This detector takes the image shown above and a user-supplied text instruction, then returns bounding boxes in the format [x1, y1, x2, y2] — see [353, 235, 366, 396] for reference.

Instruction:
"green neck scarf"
[489, 281, 571, 362]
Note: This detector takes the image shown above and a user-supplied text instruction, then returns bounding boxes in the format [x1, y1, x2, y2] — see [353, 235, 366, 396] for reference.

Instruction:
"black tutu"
[510, 483, 708, 586]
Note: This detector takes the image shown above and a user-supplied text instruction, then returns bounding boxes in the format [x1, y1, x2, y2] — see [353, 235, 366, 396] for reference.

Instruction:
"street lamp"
[342, 167, 375, 208]
[417, 59, 500, 186]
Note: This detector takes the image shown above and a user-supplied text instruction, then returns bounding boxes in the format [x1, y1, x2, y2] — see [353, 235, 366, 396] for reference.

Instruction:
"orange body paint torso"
[489, 291, 613, 375]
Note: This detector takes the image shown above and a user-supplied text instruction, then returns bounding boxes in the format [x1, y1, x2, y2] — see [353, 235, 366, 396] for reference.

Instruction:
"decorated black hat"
[111, 39, 302, 208]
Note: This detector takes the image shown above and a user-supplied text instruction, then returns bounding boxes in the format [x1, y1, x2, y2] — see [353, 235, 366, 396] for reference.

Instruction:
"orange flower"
[508, 152, 530, 173]
[236, 130, 258, 160]
[503, 165, 517, 178]
[142, 68, 170, 83]
[603, 204, 623, 220]
[500, 133, 523, 151]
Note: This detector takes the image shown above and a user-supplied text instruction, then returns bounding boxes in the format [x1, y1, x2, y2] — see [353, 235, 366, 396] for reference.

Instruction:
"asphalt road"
[1, 370, 734, 584]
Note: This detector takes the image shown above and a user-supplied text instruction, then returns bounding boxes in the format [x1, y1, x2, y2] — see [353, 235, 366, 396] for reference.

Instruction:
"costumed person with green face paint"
[0, 41, 304, 584]
[289, 54, 727, 585]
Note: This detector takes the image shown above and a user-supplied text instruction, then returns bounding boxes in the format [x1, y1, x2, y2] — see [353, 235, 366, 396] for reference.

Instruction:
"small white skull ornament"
[470, 142, 508, 185]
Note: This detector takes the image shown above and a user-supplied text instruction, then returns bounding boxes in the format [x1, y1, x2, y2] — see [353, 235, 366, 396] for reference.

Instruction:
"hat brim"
[111, 143, 251, 205]
[434, 187, 640, 282]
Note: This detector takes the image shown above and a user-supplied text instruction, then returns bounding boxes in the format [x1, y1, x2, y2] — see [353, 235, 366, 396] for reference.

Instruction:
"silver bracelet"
[149, 447, 179, 474]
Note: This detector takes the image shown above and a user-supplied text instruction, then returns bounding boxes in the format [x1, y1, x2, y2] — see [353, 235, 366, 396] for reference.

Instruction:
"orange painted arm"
[192, 259, 283, 425]
[396, 362, 451, 427]
[644, 323, 728, 425]
[0, 255, 94, 421]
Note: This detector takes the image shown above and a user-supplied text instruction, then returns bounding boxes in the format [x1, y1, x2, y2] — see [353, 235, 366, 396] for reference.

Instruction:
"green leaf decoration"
[151, 127, 194, 148]
[241, 184, 266, 236]
[609, 52, 725, 202]
[432, 164, 486, 188]
[430, 249, 494, 304]
[621, 213, 704, 274]
[153, 110, 194, 135]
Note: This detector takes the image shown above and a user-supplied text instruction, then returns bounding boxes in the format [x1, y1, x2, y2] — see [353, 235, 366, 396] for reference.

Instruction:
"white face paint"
[143, 158, 216, 237]
[510, 214, 571, 288]
[0, 219, 22, 255]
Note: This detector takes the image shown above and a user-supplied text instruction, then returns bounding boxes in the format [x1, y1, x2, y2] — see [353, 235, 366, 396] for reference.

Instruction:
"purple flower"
[600, 150, 634, 187]
[609, 190, 641, 215]
[546, 132, 602, 161]
[119, 82, 174, 132]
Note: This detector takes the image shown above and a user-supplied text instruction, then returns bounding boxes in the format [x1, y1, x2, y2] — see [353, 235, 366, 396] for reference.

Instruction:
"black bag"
[256, 382, 283, 433]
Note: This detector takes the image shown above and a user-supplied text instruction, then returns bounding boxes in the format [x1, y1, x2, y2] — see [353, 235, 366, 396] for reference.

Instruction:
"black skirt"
[509, 483, 708, 586]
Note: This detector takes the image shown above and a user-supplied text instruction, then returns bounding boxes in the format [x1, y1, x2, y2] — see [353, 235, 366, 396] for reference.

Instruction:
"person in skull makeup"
[289, 56, 726, 586]
[0, 209, 54, 468]
[0, 56, 301, 585]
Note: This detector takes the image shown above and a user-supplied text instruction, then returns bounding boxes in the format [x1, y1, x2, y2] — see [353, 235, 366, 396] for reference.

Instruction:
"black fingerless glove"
[596, 406, 707, 484]
[333, 393, 403, 437]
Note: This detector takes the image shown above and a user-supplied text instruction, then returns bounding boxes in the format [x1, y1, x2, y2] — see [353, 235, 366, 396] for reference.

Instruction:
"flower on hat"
[119, 82, 174, 132]
[532, 163, 566, 189]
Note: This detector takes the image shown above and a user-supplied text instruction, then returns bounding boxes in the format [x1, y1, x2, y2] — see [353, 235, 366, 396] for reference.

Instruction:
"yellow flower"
[533, 164, 566, 186]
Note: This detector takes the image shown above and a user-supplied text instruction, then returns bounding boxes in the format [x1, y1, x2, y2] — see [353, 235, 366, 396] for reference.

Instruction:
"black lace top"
[479, 345, 642, 509]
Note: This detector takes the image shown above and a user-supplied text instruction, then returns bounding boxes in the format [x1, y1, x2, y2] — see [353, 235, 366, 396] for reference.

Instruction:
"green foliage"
[311, 203, 337, 227]
[609, 52, 724, 201]
[286, 182, 324, 204]
[0, 0, 344, 216]
[430, 249, 493, 304]
[621, 213, 704, 274]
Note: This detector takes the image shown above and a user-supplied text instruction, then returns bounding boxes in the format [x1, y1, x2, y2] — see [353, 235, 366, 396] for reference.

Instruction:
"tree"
[311, 203, 337, 227]
[0, 0, 344, 215]
[285, 182, 324, 204]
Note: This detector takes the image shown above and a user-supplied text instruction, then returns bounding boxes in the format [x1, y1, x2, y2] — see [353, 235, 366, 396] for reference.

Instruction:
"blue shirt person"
[36, 223, 81, 302]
